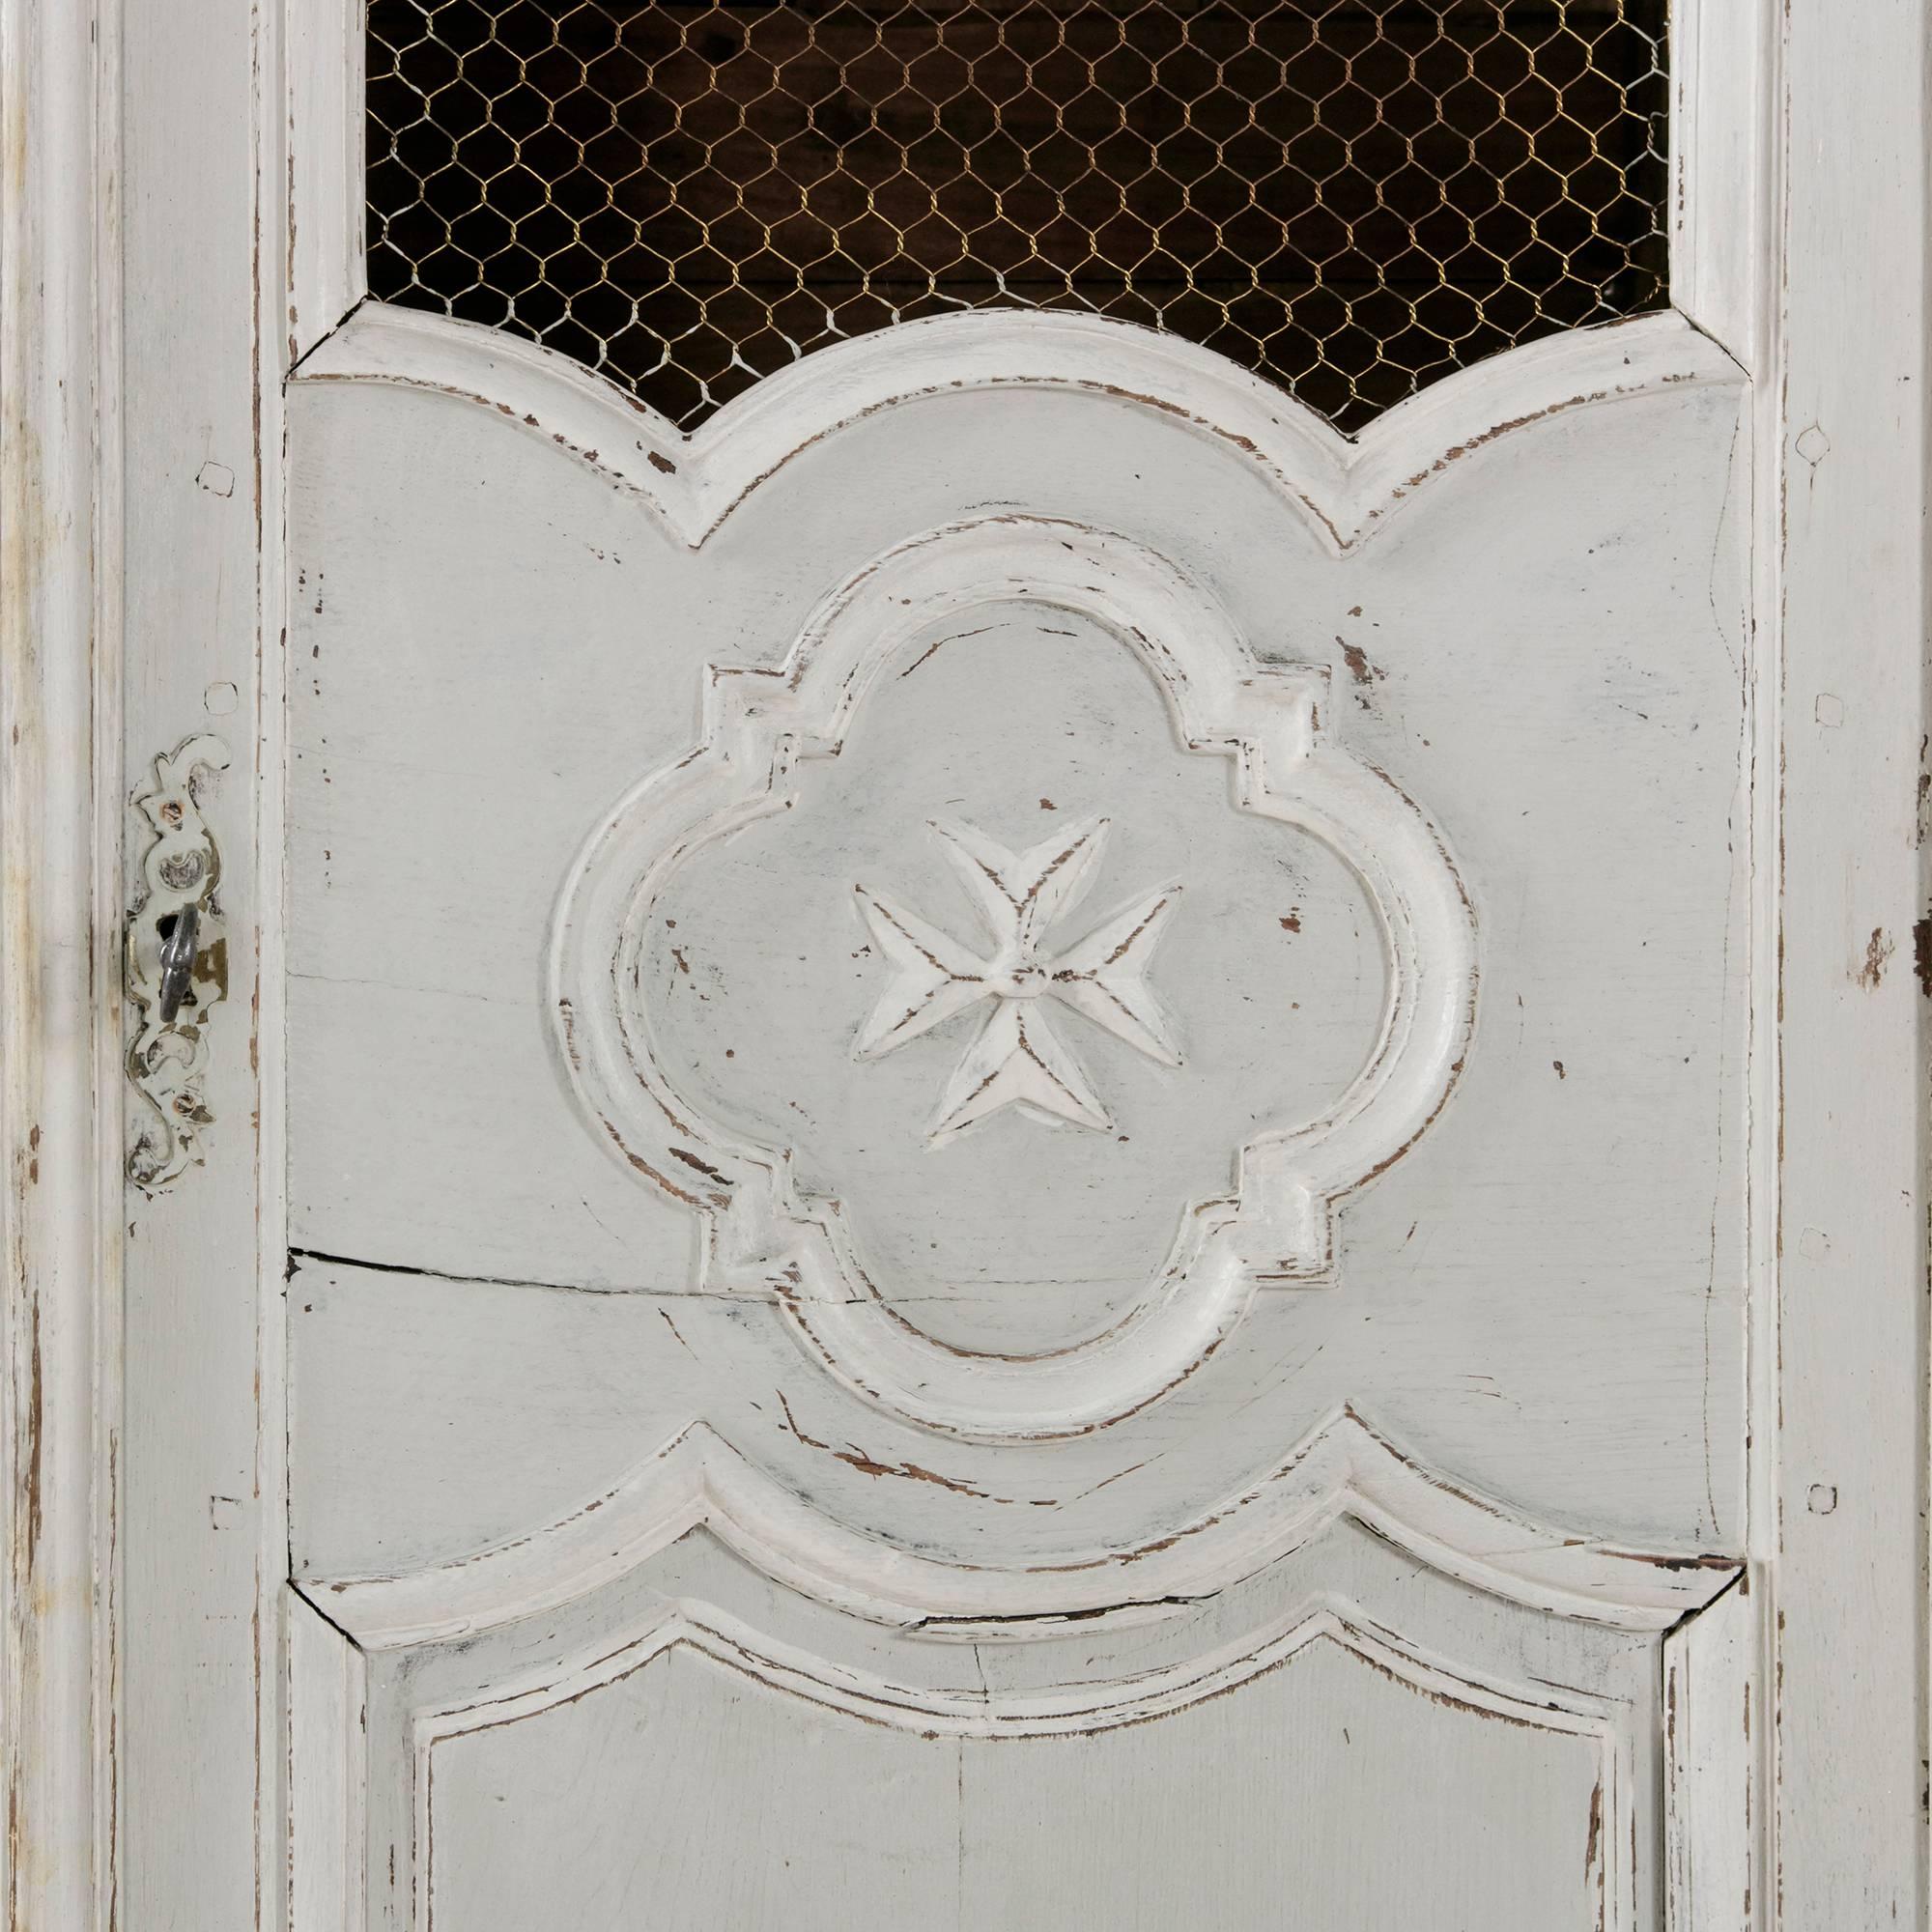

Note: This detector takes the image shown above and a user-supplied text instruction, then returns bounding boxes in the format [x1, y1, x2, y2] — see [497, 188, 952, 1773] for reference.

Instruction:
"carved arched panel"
[296, 1493, 1703, 1932]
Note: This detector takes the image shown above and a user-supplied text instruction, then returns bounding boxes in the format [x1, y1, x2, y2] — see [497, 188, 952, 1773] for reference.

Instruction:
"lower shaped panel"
[292, 1519, 1689, 1932]
[426, 1625, 1605, 1932]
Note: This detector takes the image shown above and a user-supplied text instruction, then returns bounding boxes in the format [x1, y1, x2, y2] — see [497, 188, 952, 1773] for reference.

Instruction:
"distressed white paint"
[550, 506, 1478, 1439]
[287, 340, 1752, 1537]
[1665, 1577, 1756, 1929]
[1772, 2, 1931, 1921]
[301, 1364, 1733, 1647]
[853, 813, 1184, 1137]
[8, 0, 1917, 1922]
[294, 1515, 1657, 1931]
[286, 0, 358, 368]
[299, 298, 1738, 556]
[1669, 0, 1774, 369]
[431, 1617, 1615, 1929]
[0, 0, 120, 1922]
[112, 0, 294, 1921]
[288, 1590, 365, 1932]
[281, 298, 1751, 1920]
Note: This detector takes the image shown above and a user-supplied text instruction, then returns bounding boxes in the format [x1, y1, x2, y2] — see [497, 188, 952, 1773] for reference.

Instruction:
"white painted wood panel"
[292, 1261, 1732, 1638]
[296, 1505, 1670, 1930]
[275, 297, 1761, 1923]
[33, 0, 1916, 1921]
[1, 0, 122, 1921]
[1772, 1, 1931, 1920]
[430, 1645, 964, 1932]
[114, 0, 292, 1921]
[288, 336, 1750, 1549]
[1665, 1577, 1755, 1929]
[428, 1632, 1605, 1932]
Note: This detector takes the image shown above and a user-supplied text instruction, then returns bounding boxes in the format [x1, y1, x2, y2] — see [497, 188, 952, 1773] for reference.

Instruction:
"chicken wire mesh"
[366, 0, 1670, 435]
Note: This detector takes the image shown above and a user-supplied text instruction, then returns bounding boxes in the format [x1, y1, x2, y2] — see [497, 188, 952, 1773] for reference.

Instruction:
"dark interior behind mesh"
[366, 1, 1669, 434]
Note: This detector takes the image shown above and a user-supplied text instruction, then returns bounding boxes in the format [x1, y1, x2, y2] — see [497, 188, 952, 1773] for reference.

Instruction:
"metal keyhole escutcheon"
[126, 733, 230, 1190]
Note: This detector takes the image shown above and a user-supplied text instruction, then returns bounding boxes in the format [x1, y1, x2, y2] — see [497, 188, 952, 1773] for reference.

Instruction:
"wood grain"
[65, 0, 1930, 1921]
[0, 0, 121, 1922]
[1772, 0, 1931, 1920]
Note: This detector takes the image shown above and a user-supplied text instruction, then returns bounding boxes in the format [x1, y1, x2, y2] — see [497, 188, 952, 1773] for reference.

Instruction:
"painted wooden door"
[55, 1, 1918, 1927]
[262, 11, 1759, 1927]
[284, 338, 1752, 1924]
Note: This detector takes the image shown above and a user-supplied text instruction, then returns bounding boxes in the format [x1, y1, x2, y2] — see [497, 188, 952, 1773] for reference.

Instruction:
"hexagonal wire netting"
[365, 1, 1669, 436]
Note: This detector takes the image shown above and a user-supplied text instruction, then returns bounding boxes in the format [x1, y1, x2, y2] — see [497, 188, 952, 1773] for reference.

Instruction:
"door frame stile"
[1746, 6, 1784, 1927]
[1671, 1, 1784, 1923]
[257, 0, 296, 1926]
[1770, 3, 1931, 1923]
[111, 0, 289, 1920]
[288, 0, 362, 365]
[0, 0, 124, 1924]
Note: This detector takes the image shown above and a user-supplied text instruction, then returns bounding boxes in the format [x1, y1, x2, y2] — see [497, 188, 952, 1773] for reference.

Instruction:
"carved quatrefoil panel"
[553, 517, 1476, 1440]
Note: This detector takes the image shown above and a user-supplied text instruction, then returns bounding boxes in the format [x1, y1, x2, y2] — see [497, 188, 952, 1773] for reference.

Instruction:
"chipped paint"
[1855, 924, 1893, 989]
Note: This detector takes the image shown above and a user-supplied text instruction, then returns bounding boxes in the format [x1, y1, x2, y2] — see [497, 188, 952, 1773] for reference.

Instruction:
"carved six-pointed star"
[853, 815, 1182, 1145]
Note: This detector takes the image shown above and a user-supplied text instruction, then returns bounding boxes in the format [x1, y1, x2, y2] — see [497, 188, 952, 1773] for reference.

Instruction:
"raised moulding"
[301, 1406, 1734, 1650]
[295, 302, 1742, 556]
[551, 515, 1477, 1441]
[290, 1406, 1737, 1932]
[390, 1602, 1635, 1931]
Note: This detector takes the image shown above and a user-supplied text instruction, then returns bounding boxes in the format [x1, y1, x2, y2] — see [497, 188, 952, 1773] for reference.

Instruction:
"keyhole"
[155, 908, 200, 1015]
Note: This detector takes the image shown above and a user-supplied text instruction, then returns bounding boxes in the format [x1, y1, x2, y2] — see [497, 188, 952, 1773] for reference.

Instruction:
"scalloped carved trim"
[409, 1595, 1619, 1741]
[301, 1406, 1740, 1649]
[413, 1603, 1632, 1922]
[295, 301, 1742, 554]
[552, 515, 1476, 1440]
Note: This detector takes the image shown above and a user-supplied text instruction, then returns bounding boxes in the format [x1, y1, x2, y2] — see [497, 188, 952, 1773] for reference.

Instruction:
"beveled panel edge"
[288, 1578, 1639, 1932]
[412, 1593, 1623, 1743]
[393, 1595, 1634, 1932]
